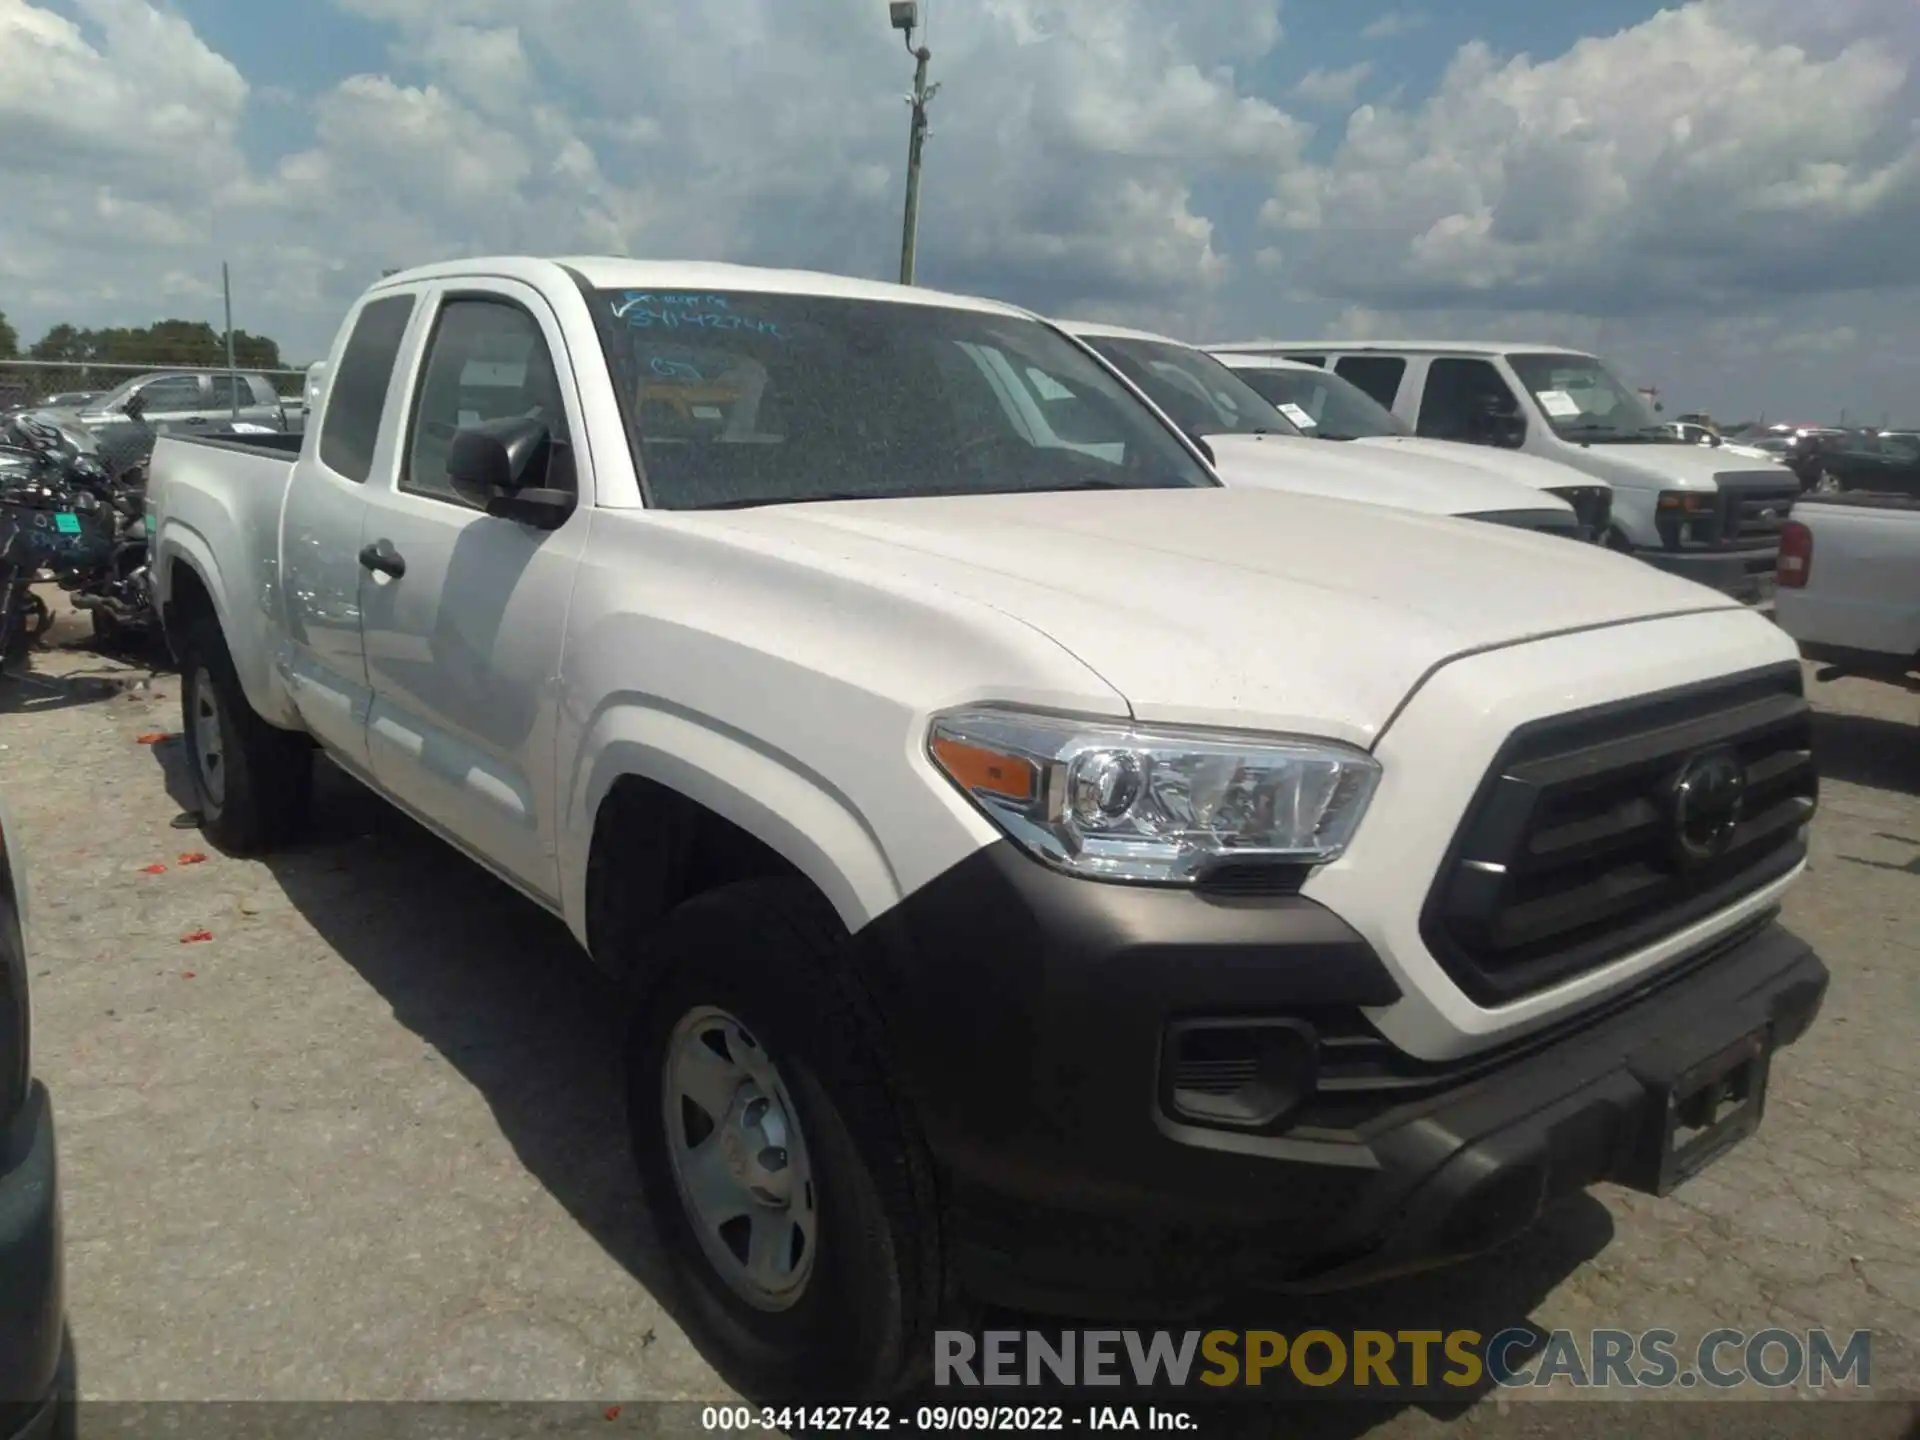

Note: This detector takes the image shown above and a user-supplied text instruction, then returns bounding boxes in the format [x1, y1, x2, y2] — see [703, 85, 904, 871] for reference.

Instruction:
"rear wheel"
[178, 616, 312, 853]
[625, 879, 947, 1403]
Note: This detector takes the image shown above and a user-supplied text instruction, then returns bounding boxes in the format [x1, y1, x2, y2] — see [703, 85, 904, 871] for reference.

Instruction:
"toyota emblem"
[1669, 747, 1747, 868]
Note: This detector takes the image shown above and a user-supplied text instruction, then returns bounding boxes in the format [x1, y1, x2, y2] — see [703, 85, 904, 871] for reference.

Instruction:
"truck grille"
[1718, 475, 1799, 550]
[1419, 663, 1816, 1006]
[1546, 486, 1612, 541]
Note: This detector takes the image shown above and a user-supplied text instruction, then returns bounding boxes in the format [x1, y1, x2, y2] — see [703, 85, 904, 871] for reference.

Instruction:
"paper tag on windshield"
[1536, 390, 1581, 417]
[1277, 403, 1317, 429]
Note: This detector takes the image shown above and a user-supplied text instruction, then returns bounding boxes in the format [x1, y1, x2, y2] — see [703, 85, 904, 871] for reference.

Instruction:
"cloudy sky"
[2, 0, 1917, 421]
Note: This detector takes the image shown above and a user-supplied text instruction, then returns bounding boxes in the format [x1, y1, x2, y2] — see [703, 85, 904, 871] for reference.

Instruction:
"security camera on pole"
[889, 2, 939, 286]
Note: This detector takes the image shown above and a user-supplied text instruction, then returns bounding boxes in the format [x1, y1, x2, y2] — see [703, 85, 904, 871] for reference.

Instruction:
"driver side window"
[137, 375, 207, 414]
[1417, 358, 1523, 446]
[403, 298, 571, 509]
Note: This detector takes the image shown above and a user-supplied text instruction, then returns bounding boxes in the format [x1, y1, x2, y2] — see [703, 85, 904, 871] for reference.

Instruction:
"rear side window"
[1332, 355, 1406, 408]
[320, 294, 417, 483]
[208, 374, 254, 409]
[1288, 354, 1327, 367]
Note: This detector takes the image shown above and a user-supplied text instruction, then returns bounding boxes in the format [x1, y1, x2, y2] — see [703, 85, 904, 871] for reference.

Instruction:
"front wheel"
[626, 879, 947, 1403]
[178, 616, 313, 853]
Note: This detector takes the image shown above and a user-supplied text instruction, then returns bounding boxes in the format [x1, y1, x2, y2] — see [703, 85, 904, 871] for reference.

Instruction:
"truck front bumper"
[860, 843, 1828, 1315]
[0, 1083, 65, 1440]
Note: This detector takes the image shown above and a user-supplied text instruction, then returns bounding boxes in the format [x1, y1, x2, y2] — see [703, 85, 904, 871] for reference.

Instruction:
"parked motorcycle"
[0, 407, 155, 662]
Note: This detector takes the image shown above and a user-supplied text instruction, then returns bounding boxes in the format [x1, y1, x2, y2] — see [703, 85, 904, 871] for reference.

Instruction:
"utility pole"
[890, 3, 938, 285]
[222, 261, 239, 421]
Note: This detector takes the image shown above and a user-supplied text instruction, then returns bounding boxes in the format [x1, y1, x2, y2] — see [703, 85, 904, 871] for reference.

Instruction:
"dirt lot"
[3, 600, 1916, 1437]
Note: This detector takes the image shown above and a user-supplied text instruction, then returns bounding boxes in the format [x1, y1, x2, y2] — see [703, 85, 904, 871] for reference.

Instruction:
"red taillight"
[1777, 520, 1812, 588]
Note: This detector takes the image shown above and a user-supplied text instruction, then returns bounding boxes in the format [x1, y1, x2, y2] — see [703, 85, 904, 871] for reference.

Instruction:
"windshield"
[1227, 365, 1408, 440]
[1505, 352, 1670, 442]
[1075, 335, 1302, 439]
[589, 291, 1218, 510]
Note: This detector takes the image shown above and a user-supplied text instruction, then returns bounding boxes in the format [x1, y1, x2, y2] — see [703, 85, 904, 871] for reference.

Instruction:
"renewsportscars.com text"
[934, 1328, 1872, 1392]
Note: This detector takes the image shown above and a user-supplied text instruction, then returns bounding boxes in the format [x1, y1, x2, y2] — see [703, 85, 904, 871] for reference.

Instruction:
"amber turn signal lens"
[930, 735, 1038, 803]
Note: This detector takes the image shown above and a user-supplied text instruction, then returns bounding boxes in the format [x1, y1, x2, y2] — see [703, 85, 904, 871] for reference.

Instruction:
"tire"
[626, 878, 947, 1404]
[178, 615, 313, 854]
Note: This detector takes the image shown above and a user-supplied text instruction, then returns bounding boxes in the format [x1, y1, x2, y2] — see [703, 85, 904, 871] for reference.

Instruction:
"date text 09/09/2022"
[701, 1406, 1195, 1433]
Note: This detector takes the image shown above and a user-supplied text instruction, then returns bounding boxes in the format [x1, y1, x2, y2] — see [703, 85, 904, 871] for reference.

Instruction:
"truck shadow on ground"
[0, 660, 145, 715]
[151, 751, 1613, 1437]
[1811, 710, 1918, 796]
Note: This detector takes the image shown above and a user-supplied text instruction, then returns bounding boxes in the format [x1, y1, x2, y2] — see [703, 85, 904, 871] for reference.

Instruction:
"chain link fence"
[0, 359, 312, 422]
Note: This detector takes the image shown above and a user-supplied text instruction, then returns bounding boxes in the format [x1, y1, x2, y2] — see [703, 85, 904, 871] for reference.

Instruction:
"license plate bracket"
[1649, 1028, 1771, 1195]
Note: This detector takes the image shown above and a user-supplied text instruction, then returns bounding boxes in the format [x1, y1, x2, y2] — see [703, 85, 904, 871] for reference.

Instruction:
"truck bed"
[160, 430, 305, 460]
[1775, 492, 1920, 686]
[147, 429, 308, 723]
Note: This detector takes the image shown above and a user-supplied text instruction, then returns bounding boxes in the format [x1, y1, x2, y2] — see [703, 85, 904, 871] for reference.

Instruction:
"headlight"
[1655, 489, 1717, 548]
[927, 708, 1381, 884]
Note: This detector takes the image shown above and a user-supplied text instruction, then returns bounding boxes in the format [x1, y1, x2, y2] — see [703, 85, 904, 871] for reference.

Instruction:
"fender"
[558, 697, 907, 949]
[155, 525, 302, 730]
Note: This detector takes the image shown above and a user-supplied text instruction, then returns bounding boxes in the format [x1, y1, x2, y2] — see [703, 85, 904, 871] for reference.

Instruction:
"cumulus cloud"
[1291, 61, 1373, 108]
[1360, 10, 1426, 42]
[0, 0, 1916, 418]
[1262, 0, 1920, 316]
[0, 0, 1304, 354]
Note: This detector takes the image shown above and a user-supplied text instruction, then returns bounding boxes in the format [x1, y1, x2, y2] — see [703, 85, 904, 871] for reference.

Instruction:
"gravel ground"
[2, 600, 1915, 1439]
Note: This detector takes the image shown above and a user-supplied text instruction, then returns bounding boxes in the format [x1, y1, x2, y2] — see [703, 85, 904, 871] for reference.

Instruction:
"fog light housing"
[1162, 1019, 1318, 1129]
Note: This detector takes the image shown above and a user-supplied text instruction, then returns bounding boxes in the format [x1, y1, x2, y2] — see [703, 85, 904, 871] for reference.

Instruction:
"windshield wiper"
[693, 478, 1138, 511]
[696, 490, 886, 510]
[1557, 421, 1637, 441]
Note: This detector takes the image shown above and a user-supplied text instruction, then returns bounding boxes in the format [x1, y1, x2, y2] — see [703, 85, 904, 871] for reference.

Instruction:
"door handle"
[358, 539, 406, 579]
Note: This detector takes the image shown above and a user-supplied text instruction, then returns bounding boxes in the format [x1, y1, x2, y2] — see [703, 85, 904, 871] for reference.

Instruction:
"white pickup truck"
[148, 257, 1828, 1402]
[1207, 340, 1801, 604]
[1056, 321, 1609, 541]
[1775, 493, 1920, 695]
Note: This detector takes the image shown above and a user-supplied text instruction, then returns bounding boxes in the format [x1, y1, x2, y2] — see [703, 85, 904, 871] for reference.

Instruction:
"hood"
[1544, 437, 1789, 493]
[1347, 435, 1606, 494]
[698, 486, 1741, 747]
[1203, 432, 1573, 519]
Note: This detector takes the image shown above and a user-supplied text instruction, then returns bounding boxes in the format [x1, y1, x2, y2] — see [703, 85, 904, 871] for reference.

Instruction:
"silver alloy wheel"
[663, 1006, 818, 1310]
[189, 666, 227, 809]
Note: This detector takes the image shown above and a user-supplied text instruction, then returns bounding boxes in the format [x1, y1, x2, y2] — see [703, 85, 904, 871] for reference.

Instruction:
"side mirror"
[447, 416, 576, 531]
[1476, 398, 1526, 449]
[121, 393, 148, 421]
[1186, 431, 1216, 465]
